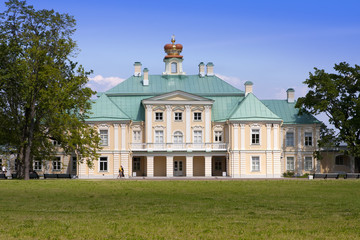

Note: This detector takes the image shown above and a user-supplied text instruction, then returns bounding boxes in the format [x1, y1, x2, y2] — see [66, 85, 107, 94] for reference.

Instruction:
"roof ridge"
[106, 95, 132, 119]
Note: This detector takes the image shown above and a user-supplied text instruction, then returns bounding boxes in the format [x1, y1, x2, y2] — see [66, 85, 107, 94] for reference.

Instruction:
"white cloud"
[87, 75, 125, 93]
[215, 73, 245, 89]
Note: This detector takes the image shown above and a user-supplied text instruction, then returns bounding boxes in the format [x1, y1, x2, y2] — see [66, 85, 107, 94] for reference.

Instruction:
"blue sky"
[2, 0, 360, 124]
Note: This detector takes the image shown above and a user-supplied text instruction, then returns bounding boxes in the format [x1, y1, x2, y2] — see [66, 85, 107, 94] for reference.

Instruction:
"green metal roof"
[228, 93, 282, 121]
[86, 94, 131, 121]
[106, 75, 243, 95]
[261, 100, 321, 124]
[206, 96, 243, 121]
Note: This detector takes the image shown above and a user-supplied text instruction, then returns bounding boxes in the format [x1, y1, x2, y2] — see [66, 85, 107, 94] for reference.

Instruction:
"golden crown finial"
[171, 34, 175, 44]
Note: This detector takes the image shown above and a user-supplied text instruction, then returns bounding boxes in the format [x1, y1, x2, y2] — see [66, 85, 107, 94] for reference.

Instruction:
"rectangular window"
[174, 112, 182, 121]
[304, 157, 312, 171]
[286, 132, 294, 147]
[215, 160, 222, 171]
[133, 157, 140, 171]
[34, 160, 42, 171]
[305, 132, 313, 146]
[251, 129, 260, 145]
[133, 130, 141, 142]
[99, 157, 108, 172]
[53, 157, 61, 171]
[194, 112, 202, 121]
[335, 156, 344, 165]
[72, 156, 77, 172]
[251, 156, 260, 172]
[100, 129, 108, 146]
[194, 130, 202, 143]
[286, 157, 295, 171]
[214, 131, 223, 142]
[155, 112, 163, 121]
[155, 130, 164, 143]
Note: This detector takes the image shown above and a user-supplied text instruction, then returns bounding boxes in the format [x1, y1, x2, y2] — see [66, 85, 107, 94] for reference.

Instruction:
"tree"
[0, 0, 100, 180]
[296, 62, 360, 158]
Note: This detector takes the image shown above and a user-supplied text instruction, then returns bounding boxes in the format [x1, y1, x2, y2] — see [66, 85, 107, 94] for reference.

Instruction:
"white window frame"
[251, 156, 260, 172]
[174, 112, 182, 121]
[286, 157, 295, 171]
[194, 112, 202, 121]
[53, 157, 61, 171]
[133, 130, 141, 143]
[173, 131, 183, 143]
[304, 156, 313, 171]
[155, 130, 164, 143]
[155, 112, 163, 121]
[193, 130, 203, 143]
[99, 156, 108, 172]
[304, 132, 313, 146]
[99, 129, 109, 146]
[251, 128, 260, 145]
[34, 160, 42, 171]
[286, 132, 294, 147]
[214, 131, 223, 142]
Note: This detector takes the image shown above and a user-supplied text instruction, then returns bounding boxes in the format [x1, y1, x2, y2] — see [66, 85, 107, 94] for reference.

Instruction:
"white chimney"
[143, 68, 149, 86]
[134, 62, 142, 77]
[199, 62, 205, 77]
[287, 88, 295, 103]
[206, 62, 214, 76]
[244, 81, 253, 96]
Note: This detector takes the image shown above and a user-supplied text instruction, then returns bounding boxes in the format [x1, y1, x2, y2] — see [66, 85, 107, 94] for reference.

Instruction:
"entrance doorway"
[174, 160, 183, 176]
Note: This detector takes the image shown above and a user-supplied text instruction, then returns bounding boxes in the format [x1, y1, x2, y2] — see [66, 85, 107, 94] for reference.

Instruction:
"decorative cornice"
[173, 106, 185, 111]
[192, 125, 204, 130]
[153, 125, 166, 130]
[153, 106, 165, 111]
[192, 106, 204, 112]
[250, 123, 261, 128]
[98, 124, 109, 129]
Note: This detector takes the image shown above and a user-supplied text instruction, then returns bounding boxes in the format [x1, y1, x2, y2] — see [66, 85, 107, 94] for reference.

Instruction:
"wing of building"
[4, 37, 358, 178]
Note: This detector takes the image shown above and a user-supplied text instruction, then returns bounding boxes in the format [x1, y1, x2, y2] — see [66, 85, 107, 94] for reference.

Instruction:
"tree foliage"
[296, 62, 360, 158]
[0, 0, 100, 179]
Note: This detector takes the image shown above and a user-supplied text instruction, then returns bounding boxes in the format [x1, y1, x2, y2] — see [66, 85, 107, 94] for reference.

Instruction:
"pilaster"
[205, 105, 211, 143]
[185, 105, 191, 143]
[205, 155, 212, 177]
[166, 105, 172, 143]
[114, 124, 119, 150]
[147, 156, 154, 177]
[186, 156, 193, 177]
[146, 105, 153, 143]
[240, 124, 245, 150]
[166, 156, 173, 177]
[266, 124, 271, 150]
[273, 124, 279, 150]
[233, 124, 239, 150]
[121, 124, 126, 150]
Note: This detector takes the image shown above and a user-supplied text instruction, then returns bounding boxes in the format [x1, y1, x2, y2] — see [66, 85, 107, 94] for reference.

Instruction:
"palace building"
[3, 37, 358, 178]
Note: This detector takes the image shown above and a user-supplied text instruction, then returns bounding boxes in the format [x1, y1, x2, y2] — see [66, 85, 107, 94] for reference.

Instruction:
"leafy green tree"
[296, 62, 360, 158]
[0, 0, 100, 180]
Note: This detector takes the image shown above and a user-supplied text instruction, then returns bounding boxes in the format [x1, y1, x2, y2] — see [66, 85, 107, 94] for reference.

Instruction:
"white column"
[185, 105, 191, 143]
[205, 105, 211, 143]
[186, 156, 193, 177]
[266, 124, 271, 150]
[266, 152, 273, 178]
[166, 156, 173, 177]
[166, 105, 172, 143]
[146, 105, 153, 144]
[297, 155, 302, 176]
[273, 124, 279, 150]
[121, 124, 126, 150]
[233, 124, 239, 150]
[147, 156, 154, 177]
[240, 124, 245, 150]
[205, 155, 212, 177]
[114, 124, 119, 150]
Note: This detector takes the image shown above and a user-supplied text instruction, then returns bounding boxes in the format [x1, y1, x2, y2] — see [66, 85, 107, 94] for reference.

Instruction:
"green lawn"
[0, 180, 359, 239]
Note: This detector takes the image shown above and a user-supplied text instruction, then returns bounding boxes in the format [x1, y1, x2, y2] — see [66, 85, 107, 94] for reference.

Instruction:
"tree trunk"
[24, 100, 36, 180]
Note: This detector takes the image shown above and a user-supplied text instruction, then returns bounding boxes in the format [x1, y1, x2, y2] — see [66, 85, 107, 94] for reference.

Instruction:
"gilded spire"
[171, 34, 175, 44]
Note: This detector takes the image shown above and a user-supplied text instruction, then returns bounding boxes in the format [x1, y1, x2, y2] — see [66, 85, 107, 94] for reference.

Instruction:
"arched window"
[171, 62, 177, 73]
[173, 131, 183, 143]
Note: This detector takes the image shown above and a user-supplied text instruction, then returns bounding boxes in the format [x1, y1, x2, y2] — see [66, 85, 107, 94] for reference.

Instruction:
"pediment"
[142, 90, 214, 105]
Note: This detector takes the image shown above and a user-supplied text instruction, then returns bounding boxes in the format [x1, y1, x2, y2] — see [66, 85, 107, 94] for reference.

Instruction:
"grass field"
[0, 179, 360, 240]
